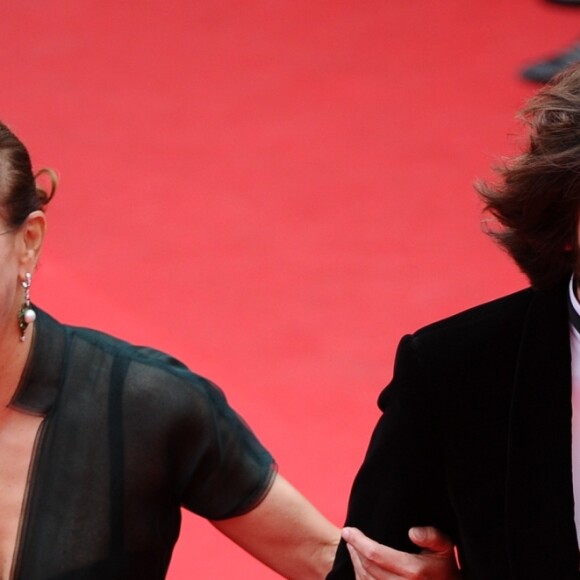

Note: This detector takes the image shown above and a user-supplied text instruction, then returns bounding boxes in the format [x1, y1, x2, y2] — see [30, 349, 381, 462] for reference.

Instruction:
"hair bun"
[34, 167, 58, 206]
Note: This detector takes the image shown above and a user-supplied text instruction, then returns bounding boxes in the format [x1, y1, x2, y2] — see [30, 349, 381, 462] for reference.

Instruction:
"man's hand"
[342, 526, 461, 579]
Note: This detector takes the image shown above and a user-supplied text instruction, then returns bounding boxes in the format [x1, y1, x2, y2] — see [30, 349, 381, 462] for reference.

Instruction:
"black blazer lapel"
[505, 283, 579, 578]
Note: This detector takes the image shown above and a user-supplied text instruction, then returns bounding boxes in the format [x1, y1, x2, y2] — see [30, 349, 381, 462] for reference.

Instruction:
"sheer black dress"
[8, 308, 276, 579]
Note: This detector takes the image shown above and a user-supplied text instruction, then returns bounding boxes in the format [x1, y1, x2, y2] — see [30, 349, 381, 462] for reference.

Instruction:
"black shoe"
[521, 42, 580, 83]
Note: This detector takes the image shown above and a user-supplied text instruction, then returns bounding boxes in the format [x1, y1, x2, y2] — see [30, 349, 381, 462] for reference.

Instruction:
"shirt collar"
[9, 307, 67, 416]
[568, 277, 580, 334]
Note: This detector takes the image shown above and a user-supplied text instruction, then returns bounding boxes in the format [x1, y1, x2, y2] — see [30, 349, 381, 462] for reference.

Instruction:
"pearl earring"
[18, 272, 36, 342]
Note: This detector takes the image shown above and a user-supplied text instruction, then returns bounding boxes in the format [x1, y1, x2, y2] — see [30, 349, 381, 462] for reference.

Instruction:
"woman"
[0, 121, 454, 579]
[0, 120, 344, 579]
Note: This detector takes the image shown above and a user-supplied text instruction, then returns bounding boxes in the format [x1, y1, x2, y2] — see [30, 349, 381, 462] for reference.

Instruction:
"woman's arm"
[211, 472, 339, 579]
[212, 472, 459, 579]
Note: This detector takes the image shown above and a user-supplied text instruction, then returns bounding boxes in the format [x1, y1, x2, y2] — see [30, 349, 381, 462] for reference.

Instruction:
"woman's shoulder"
[52, 316, 222, 406]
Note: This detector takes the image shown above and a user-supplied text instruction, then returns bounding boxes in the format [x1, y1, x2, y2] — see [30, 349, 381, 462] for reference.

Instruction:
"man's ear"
[17, 210, 47, 277]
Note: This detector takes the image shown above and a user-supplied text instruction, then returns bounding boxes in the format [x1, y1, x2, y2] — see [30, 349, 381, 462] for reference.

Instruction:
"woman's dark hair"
[477, 64, 580, 289]
[0, 121, 56, 227]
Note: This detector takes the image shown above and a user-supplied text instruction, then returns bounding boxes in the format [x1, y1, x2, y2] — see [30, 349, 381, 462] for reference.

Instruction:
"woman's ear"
[17, 210, 46, 276]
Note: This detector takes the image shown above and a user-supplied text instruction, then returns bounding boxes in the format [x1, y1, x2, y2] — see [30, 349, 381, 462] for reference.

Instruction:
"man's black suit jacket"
[328, 282, 580, 579]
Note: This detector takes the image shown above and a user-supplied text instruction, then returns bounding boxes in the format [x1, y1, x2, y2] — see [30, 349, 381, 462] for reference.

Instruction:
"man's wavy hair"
[477, 64, 580, 290]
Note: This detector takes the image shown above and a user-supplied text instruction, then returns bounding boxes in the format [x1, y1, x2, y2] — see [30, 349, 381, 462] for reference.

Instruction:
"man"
[329, 65, 580, 578]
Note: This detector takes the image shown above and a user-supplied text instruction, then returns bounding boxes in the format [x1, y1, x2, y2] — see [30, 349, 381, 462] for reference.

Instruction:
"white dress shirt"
[567, 278, 580, 538]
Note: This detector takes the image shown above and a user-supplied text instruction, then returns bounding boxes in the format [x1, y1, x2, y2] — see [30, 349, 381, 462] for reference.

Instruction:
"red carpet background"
[2, 1, 580, 577]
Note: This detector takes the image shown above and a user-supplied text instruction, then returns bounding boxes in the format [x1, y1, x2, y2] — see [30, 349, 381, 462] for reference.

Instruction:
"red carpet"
[2, 1, 580, 577]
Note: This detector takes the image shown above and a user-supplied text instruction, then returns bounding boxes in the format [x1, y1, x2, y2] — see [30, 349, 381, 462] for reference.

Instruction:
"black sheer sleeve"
[119, 345, 277, 520]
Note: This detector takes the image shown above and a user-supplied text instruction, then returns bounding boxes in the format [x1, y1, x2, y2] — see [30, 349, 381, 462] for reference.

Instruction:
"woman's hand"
[342, 526, 462, 579]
